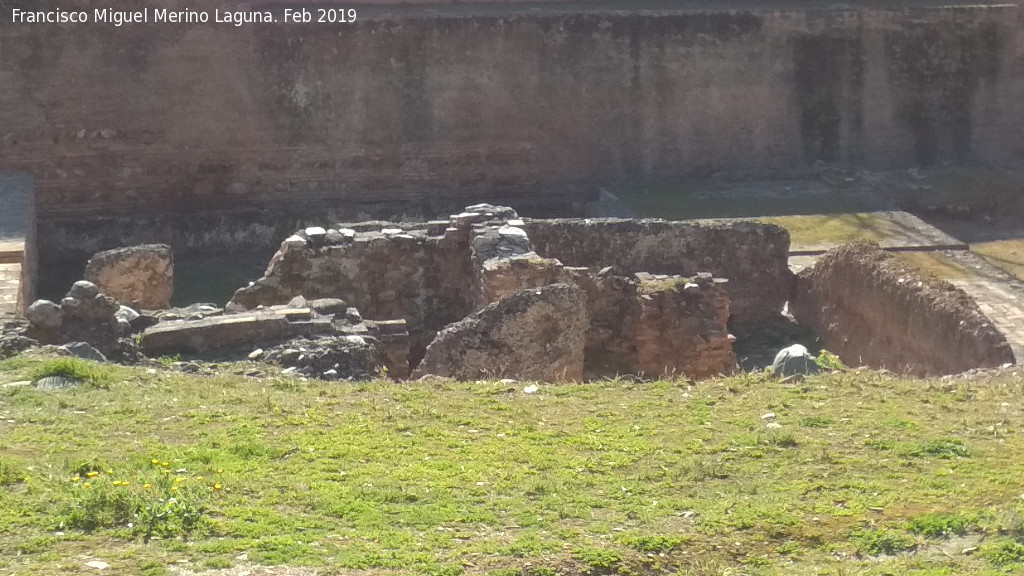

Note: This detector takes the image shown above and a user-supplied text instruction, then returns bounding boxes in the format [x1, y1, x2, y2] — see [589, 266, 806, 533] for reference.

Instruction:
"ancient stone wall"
[564, 269, 736, 378]
[790, 242, 1015, 376]
[524, 219, 792, 325]
[229, 224, 474, 358]
[230, 206, 752, 378]
[0, 1, 1019, 225]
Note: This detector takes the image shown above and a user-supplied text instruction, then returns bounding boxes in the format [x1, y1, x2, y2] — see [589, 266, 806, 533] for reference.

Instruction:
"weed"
[575, 546, 622, 573]
[980, 539, 1024, 567]
[0, 457, 25, 486]
[156, 355, 180, 367]
[757, 429, 798, 448]
[615, 533, 685, 553]
[29, 358, 112, 388]
[906, 512, 973, 538]
[776, 541, 803, 556]
[850, 528, 916, 556]
[59, 462, 215, 542]
[913, 438, 970, 459]
[799, 416, 835, 428]
[815, 349, 845, 371]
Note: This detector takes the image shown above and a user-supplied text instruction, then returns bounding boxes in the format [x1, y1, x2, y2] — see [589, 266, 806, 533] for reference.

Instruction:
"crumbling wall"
[413, 283, 588, 382]
[469, 223, 565, 307]
[230, 206, 744, 379]
[790, 242, 1015, 375]
[565, 269, 737, 379]
[524, 219, 792, 326]
[229, 226, 474, 359]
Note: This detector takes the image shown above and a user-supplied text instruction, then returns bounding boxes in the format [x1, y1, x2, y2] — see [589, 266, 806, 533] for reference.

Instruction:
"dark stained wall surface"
[0, 1, 1021, 217]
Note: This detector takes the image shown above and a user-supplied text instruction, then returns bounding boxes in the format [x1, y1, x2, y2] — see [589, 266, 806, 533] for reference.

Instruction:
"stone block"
[413, 284, 587, 382]
[84, 244, 174, 310]
[141, 313, 293, 356]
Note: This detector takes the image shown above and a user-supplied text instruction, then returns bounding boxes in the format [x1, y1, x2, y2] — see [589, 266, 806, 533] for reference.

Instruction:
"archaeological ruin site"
[1, 0, 1024, 380]
[6, 0, 1024, 574]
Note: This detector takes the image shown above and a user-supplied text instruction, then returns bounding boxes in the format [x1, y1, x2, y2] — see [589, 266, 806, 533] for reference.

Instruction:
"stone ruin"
[10, 205, 1020, 381]
[791, 242, 1015, 376]
[222, 203, 792, 381]
[84, 244, 173, 311]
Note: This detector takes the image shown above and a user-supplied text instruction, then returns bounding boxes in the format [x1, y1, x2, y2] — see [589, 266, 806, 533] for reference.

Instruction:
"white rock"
[282, 235, 307, 249]
[766, 422, 783, 430]
[304, 227, 327, 237]
[498, 226, 528, 238]
[761, 413, 776, 420]
[248, 349, 264, 360]
[381, 228, 403, 235]
[523, 384, 539, 394]
[115, 305, 140, 322]
[85, 560, 110, 570]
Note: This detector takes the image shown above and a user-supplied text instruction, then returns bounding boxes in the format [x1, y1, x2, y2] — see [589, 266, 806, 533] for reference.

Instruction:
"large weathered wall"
[0, 0, 1021, 225]
[790, 242, 1015, 376]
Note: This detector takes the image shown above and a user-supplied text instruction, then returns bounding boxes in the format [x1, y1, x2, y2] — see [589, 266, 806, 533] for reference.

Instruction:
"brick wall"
[1, 1, 1021, 221]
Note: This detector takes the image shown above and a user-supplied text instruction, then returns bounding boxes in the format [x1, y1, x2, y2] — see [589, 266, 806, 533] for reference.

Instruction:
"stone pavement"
[946, 251, 1024, 363]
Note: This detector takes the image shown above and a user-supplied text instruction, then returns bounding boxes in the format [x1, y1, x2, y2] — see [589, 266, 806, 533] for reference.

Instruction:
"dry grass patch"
[893, 251, 971, 281]
[757, 213, 899, 250]
[972, 238, 1024, 282]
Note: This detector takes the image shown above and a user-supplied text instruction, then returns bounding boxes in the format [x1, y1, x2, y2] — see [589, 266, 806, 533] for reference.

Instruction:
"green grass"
[2, 357, 1024, 575]
[757, 213, 899, 249]
[27, 358, 121, 388]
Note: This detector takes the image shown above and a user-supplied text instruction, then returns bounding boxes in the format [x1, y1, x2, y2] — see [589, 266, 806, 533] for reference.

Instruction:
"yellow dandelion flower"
[217, 468, 224, 474]
[171, 486, 178, 492]
[72, 477, 81, 483]
[214, 483, 222, 491]
[106, 469, 114, 475]
[175, 477, 184, 483]
[143, 483, 151, 489]
[151, 459, 160, 466]
[86, 471, 99, 478]
[161, 462, 169, 468]
[84, 482, 91, 488]
[23, 477, 30, 483]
